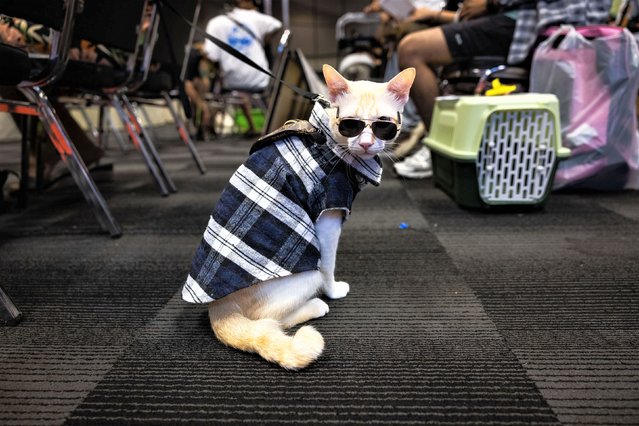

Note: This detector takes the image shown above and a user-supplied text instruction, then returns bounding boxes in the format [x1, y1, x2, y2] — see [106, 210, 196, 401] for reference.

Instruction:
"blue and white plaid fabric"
[504, 0, 611, 64]
[182, 103, 382, 303]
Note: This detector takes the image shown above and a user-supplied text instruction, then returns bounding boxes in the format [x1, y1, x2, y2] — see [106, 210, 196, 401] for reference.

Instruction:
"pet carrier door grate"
[476, 109, 556, 204]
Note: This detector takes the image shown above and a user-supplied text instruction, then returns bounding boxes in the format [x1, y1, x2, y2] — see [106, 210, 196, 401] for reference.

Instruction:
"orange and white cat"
[183, 65, 415, 369]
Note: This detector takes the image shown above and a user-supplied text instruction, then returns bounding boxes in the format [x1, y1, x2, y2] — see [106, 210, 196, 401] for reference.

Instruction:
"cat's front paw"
[324, 281, 350, 299]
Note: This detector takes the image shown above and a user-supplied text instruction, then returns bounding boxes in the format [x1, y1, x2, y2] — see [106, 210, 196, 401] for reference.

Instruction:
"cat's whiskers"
[382, 141, 402, 159]
[381, 147, 401, 165]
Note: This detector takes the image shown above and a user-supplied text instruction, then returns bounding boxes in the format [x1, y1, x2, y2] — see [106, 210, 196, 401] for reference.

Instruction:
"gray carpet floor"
[1, 127, 638, 425]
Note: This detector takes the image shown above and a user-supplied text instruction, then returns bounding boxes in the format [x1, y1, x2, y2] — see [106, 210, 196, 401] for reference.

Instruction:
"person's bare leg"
[238, 92, 257, 134]
[194, 78, 212, 132]
[398, 28, 453, 131]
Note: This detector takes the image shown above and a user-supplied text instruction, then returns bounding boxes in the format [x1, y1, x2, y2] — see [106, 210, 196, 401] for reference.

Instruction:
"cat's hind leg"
[247, 270, 324, 321]
[208, 271, 326, 369]
[281, 298, 329, 329]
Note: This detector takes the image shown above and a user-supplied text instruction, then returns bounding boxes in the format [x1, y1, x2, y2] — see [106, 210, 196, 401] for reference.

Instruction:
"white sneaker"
[393, 146, 433, 179]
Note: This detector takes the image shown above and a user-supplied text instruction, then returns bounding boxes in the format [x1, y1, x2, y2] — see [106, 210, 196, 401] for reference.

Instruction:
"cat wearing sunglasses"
[183, 64, 416, 370]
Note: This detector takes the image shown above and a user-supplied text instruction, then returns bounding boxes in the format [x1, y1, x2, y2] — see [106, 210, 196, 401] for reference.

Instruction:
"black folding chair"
[127, 0, 207, 175]
[0, 0, 82, 326]
[52, 0, 178, 197]
[0, 0, 123, 238]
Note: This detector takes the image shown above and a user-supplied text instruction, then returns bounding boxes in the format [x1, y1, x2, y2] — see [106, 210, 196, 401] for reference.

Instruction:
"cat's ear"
[387, 67, 416, 106]
[323, 64, 350, 103]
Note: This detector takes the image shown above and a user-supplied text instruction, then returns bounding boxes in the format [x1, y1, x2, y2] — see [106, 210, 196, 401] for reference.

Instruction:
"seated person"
[184, 41, 216, 140]
[395, 0, 612, 179]
[364, 0, 460, 44]
[362, 0, 460, 168]
[203, 0, 282, 135]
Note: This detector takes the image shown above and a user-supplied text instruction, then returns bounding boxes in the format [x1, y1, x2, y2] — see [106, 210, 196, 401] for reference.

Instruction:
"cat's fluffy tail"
[211, 313, 324, 370]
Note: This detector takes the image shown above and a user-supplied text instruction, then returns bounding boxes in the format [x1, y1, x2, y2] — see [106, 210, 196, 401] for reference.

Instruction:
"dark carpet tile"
[512, 349, 639, 425]
[65, 285, 558, 425]
[405, 178, 639, 425]
[403, 179, 639, 231]
[65, 338, 559, 425]
[63, 206, 558, 425]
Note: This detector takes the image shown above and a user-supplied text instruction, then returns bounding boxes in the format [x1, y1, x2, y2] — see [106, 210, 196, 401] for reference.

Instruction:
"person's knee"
[398, 33, 423, 69]
[398, 28, 450, 69]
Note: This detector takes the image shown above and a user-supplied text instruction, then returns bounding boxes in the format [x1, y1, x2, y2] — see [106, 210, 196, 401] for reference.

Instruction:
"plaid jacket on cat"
[182, 104, 382, 303]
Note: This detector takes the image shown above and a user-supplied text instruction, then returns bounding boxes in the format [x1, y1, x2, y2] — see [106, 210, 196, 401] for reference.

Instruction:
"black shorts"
[442, 14, 516, 60]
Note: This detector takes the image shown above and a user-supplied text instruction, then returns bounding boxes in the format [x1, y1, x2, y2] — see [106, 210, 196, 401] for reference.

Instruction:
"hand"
[459, 0, 489, 21]
[364, 1, 393, 25]
[80, 47, 98, 63]
[0, 22, 25, 48]
[378, 11, 394, 24]
[406, 7, 438, 23]
[68, 47, 80, 61]
[363, 0, 382, 13]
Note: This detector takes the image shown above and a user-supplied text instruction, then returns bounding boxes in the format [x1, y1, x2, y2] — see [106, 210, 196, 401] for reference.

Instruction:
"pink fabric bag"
[531, 25, 639, 190]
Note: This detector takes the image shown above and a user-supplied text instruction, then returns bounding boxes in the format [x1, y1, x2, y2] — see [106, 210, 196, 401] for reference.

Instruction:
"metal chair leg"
[0, 285, 22, 326]
[161, 91, 206, 174]
[22, 87, 122, 238]
[108, 94, 170, 196]
[105, 108, 130, 153]
[120, 95, 177, 193]
[18, 116, 31, 209]
[138, 103, 161, 145]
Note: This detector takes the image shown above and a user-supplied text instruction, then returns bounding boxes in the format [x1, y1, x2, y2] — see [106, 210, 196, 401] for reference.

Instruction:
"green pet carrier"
[424, 94, 570, 209]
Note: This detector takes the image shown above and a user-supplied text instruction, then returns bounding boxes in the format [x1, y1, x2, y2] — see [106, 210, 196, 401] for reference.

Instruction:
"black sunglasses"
[336, 109, 401, 140]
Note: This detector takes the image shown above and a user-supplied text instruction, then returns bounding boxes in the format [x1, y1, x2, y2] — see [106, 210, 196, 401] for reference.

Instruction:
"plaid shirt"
[504, 0, 611, 64]
[182, 104, 382, 303]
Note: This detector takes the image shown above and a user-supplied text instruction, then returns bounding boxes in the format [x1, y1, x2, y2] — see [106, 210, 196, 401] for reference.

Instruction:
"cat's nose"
[358, 132, 374, 151]
[359, 140, 373, 150]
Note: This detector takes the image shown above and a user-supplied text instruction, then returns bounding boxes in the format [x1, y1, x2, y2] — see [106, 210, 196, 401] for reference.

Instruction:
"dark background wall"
[199, 0, 372, 70]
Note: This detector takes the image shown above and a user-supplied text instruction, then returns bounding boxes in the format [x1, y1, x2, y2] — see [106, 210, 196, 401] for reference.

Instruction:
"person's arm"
[406, 7, 458, 24]
[257, 12, 282, 41]
[263, 27, 281, 46]
[459, 0, 492, 21]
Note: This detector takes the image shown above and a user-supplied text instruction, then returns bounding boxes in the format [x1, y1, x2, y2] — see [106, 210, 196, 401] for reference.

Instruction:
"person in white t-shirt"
[204, 0, 282, 92]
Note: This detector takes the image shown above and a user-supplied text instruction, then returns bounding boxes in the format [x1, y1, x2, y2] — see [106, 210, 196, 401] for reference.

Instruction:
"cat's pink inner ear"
[387, 67, 416, 105]
[323, 64, 349, 102]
